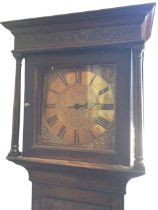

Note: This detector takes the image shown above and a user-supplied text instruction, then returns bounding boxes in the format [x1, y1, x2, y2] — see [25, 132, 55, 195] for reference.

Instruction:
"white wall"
[0, 0, 157, 209]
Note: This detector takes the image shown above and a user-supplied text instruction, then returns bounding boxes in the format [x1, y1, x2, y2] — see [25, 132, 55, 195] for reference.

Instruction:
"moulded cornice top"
[1, 3, 155, 27]
[1, 3, 156, 53]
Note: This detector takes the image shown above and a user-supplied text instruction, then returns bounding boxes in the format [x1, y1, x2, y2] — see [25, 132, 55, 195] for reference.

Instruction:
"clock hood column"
[132, 46, 145, 170]
[8, 52, 23, 157]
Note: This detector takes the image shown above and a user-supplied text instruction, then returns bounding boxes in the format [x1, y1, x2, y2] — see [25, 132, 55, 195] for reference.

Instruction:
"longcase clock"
[1, 3, 155, 210]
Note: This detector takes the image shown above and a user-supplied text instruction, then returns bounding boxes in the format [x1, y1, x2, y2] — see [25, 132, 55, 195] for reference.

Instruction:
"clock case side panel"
[22, 48, 132, 166]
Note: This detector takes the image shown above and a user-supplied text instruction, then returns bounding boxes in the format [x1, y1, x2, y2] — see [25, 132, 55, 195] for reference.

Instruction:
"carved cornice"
[1, 3, 156, 53]
[14, 24, 141, 52]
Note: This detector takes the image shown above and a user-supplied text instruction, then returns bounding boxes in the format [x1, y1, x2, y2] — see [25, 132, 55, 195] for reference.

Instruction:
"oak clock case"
[23, 50, 131, 165]
[1, 3, 155, 210]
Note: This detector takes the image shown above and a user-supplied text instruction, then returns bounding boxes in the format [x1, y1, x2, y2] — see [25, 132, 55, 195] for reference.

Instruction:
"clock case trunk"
[1, 3, 155, 210]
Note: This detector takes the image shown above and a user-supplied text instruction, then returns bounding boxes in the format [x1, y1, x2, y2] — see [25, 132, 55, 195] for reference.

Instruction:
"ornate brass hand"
[68, 101, 97, 110]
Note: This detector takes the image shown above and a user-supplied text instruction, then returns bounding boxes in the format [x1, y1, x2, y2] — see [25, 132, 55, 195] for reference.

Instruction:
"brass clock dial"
[42, 65, 115, 148]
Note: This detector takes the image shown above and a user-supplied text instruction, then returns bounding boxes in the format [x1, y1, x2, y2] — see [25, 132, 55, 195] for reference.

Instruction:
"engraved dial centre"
[57, 84, 99, 129]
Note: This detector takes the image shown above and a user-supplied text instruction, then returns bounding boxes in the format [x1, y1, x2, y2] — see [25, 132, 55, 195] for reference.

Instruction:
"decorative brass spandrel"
[38, 64, 116, 151]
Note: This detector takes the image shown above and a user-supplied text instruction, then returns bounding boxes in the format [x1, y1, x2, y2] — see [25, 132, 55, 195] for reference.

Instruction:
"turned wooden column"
[8, 53, 22, 157]
[132, 46, 145, 170]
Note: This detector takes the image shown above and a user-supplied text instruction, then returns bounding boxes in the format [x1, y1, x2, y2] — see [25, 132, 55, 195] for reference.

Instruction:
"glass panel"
[38, 64, 116, 151]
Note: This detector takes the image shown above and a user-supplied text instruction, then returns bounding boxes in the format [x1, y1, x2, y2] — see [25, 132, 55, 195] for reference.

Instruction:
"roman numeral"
[45, 104, 56, 108]
[46, 115, 58, 127]
[57, 126, 66, 138]
[99, 104, 114, 110]
[89, 74, 96, 86]
[96, 116, 110, 129]
[97, 86, 109, 95]
[74, 129, 79, 144]
[59, 74, 68, 86]
[75, 71, 82, 83]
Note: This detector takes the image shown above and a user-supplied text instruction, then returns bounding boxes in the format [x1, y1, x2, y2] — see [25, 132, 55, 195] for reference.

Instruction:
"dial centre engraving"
[57, 84, 99, 129]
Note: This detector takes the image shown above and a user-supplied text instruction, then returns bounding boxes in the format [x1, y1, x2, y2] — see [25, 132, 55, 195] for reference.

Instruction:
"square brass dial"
[38, 64, 116, 151]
